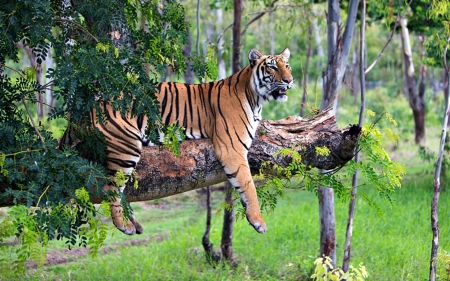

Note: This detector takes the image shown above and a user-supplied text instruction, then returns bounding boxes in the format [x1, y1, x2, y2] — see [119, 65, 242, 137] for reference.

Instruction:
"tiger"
[62, 48, 293, 235]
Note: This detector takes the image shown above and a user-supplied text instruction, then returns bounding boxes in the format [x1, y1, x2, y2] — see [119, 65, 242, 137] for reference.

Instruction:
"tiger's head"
[248, 48, 294, 103]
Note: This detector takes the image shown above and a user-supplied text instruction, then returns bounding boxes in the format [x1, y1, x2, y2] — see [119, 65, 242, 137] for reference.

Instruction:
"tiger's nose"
[283, 77, 293, 84]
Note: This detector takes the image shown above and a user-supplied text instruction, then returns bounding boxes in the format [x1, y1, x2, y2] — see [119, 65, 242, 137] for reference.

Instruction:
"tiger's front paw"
[114, 217, 144, 235]
[111, 205, 144, 235]
[129, 215, 144, 234]
[115, 219, 138, 235]
[247, 214, 267, 234]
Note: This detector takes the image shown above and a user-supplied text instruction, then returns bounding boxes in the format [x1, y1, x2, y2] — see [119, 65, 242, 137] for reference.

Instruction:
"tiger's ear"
[248, 49, 263, 67]
[280, 48, 290, 60]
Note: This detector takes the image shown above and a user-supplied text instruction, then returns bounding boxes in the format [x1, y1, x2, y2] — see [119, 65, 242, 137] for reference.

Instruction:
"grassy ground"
[1, 164, 449, 280]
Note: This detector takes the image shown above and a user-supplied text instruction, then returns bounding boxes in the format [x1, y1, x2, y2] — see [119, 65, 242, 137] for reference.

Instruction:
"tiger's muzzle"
[271, 79, 293, 102]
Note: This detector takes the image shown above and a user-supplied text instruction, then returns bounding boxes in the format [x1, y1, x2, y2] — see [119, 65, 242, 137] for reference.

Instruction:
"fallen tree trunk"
[0, 108, 360, 207]
[124, 108, 360, 203]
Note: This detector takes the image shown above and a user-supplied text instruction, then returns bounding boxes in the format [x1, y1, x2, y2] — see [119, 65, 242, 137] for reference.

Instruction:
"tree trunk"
[444, 68, 449, 109]
[300, 24, 313, 117]
[1, 109, 361, 207]
[342, 0, 366, 271]
[350, 35, 361, 105]
[429, 68, 450, 281]
[399, 17, 425, 144]
[221, 181, 235, 264]
[220, 0, 242, 262]
[202, 186, 221, 263]
[183, 28, 195, 84]
[321, 0, 359, 113]
[22, 45, 45, 118]
[45, 47, 55, 113]
[232, 0, 242, 74]
[319, 0, 360, 267]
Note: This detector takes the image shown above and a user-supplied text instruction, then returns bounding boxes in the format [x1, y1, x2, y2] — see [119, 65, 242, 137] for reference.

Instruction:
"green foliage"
[438, 251, 450, 281]
[162, 123, 186, 157]
[188, 45, 219, 82]
[311, 256, 368, 281]
[0, 0, 195, 272]
[253, 110, 405, 218]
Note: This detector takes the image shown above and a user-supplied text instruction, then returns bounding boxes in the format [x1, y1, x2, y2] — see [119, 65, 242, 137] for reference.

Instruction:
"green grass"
[2, 169, 449, 280]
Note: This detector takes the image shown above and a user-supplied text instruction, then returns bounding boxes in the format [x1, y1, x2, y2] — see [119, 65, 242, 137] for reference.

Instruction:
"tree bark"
[0, 109, 361, 207]
[21, 45, 45, 118]
[183, 28, 195, 84]
[319, 0, 360, 267]
[342, 0, 366, 271]
[400, 17, 425, 144]
[201, 186, 221, 263]
[429, 55, 450, 281]
[232, 0, 242, 74]
[221, 181, 235, 264]
[220, 0, 242, 262]
[300, 24, 313, 117]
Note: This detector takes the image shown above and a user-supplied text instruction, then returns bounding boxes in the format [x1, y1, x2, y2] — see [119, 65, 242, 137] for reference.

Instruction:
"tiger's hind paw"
[247, 215, 267, 234]
[251, 221, 267, 234]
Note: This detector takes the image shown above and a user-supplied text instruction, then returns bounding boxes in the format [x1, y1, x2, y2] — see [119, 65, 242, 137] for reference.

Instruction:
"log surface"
[0, 109, 360, 207]
[124, 108, 360, 203]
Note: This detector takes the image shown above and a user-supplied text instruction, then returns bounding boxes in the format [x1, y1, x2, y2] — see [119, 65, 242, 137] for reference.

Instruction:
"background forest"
[1, 0, 450, 280]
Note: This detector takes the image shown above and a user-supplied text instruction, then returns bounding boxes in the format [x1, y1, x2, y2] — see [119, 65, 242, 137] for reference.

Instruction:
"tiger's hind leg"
[104, 181, 144, 235]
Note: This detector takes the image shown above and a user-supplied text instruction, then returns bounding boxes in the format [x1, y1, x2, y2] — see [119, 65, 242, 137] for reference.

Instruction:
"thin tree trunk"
[400, 17, 425, 144]
[319, 0, 360, 267]
[221, 181, 235, 264]
[342, 0, 366, 272]
[445, 67, 449, 130]
[202, 186, 221, 263]
[350, 33, 360, 105]
[45, 47, 54, 114]
[429, 45, 450, 281]
[318, 188, 336, 262]
[22, 45, 45, 118]
[300, 24, 312, 117]
[183, 28, 195, 84]
[196, 0, 201, 57]
[220, 0, 242, 262]
[232, 0, 242, 74]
